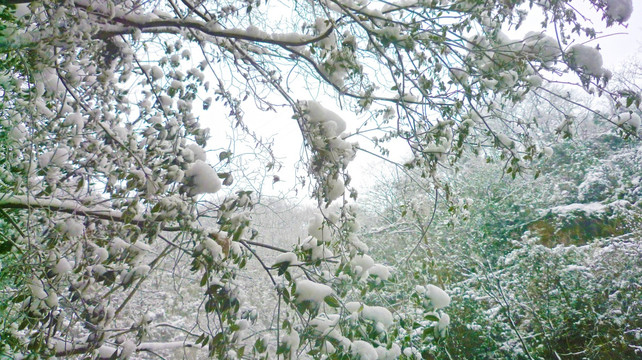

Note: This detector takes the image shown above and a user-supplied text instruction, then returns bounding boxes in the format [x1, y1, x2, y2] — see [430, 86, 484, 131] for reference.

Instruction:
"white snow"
[203, 238, 223, 259]
[282, 330, 300, 359]
[567, 44, 604, 76]
[120, 340, 136, 359]
[346, 302, 394, 329]
[310, 313, 340, 336]
[352, 254, 375, 278]
[564, 265, 591, 272]
[449, 68, 469, 84]
[311, 245, 333, 261]
[184, 160, 221, 195]
[39, 147, 70, 168]
[496, 133, 514, 148]
[38, 67, 63, 95]
[613, 111, 641, 132]
[527, 74, 543, 87]
[136, 341, 195, 351]
[110, 237, 129, 253]
[8, 124, 27, 141]
[308, 214, 331, 243]
[550, 202, 606, 215]
[403, 347, 420, 358]
[361, 305, 394, 329]
[303, 236, 333, 261]
[52, 339, 117, 358]
[481, 78, 498, 89]
[425, 284, 451, 309]
[438, 313, 450, 331]
[170, 80, 184, 91]
[348, 234, 369, 252]
[130, 241, 151, 253]
[159, 95, 172, 108]
[352, 254, 374, 271]
[45, 292, 59, 307]
[351, 340, 378, 360]
[306, 101, 346, 137]
[64, 218, 84, 238]
[321, 341, 336, 354]
[345, 301, 362, 313]
[28, 278, 47, 300]
[326, 177, 345, 201]
[187, 144, 207, 161]
[522, 32, 561, 62]
[273, 252, 300, 266]
[375, 344, 402, 360]
[14, 4, 29, 18]
[295, 279, 333, 303]
[94, 247, 109, 263]
[606, 0, 633, 22]
[54, 258, 72, 275]
[133, 265, 150, 276]
[150, 66, 163, 80]
[369, 264, 391, 280]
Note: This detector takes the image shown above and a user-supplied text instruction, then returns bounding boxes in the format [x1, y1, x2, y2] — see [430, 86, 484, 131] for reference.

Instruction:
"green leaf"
[276, 343, 288, 355]
[422, 325, 435, 338]
[324, 295, 340, 308]
[424, 314, 439, 322]
[219, 151, 232, 161]
[0, 240, 12, 254]
[200, 271, 208, 287]
[277, 262, 289, 276]
[254, 337, 267, 353]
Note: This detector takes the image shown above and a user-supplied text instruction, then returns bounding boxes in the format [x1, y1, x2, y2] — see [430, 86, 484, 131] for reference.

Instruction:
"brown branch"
[0, 208, 26, 238]
[242, 239, 288, 253]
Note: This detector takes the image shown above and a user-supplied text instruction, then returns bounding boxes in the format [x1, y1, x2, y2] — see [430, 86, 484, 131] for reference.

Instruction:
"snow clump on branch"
[566, 44, 605, 77]
[612, 111, 641, 132]
[183, 159, 221, 196]
[295, 279, 334, 304]
[417, 284, 451, 309]
[301, 101, 357, 203]
[522, 31, 562, 64]
[606, 0, 633, 23]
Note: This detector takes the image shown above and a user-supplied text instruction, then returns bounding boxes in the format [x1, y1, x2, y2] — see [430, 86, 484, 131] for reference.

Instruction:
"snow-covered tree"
[361, 85, 642, 359]
[0, 0, 638, 359]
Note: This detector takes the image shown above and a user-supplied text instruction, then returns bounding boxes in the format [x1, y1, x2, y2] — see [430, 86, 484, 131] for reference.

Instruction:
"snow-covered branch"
[52, 339, 194, 359]
[74, 0, 334, 48]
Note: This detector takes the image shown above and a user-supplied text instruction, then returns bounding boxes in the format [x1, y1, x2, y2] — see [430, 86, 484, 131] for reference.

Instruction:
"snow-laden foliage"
[361, 96, 642, 359]
[0, 0, 638, 359]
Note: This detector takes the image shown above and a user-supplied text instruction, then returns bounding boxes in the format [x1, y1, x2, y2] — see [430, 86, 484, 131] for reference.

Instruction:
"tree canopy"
[0, 0, 639, 359]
